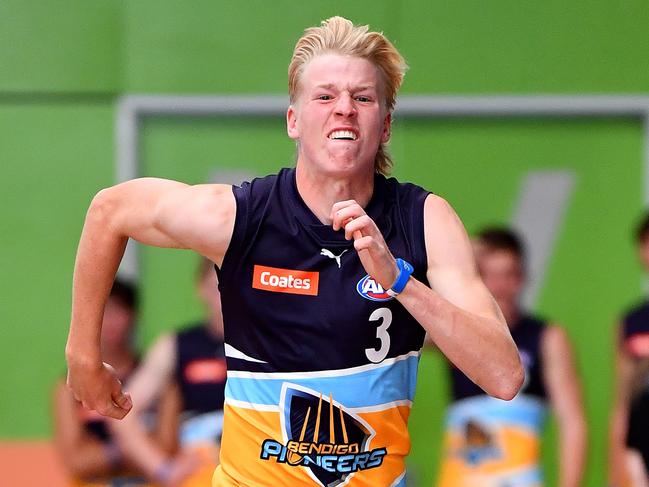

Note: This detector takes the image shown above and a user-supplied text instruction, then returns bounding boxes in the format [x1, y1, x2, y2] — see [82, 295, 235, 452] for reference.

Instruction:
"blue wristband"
[386, 258, 414, 297]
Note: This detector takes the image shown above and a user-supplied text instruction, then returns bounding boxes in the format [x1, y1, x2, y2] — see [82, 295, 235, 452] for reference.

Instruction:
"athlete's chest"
[231, 220, 418, 367]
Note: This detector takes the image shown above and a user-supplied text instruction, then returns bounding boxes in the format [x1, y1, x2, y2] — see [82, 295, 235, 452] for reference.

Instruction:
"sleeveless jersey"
[438, 315, 548, 487]
[213, 167, 429, 487]
[622, 301, 649, 470]
[175, 324, 227, 446]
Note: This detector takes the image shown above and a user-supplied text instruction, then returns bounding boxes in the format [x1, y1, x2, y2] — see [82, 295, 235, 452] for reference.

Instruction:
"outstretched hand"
[331, 200, 398, 289]
[66, 360, 132, 419]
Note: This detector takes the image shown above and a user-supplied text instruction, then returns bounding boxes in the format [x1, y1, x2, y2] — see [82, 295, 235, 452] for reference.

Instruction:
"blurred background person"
[436, 227, 587, 487]
[110, 258, 227, 487]
[610, 212, 649, 487]
[52, 279, 179, 486]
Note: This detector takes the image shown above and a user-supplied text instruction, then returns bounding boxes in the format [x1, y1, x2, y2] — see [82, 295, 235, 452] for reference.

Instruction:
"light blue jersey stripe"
[446, 395, 547, 433]
[225, 354, 420, 408]
[502, 466, 543, 485]
[390, 471, 407, 487]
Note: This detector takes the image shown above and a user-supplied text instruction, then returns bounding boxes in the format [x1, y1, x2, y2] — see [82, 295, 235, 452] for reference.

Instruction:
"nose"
[334, 92, 356, 118]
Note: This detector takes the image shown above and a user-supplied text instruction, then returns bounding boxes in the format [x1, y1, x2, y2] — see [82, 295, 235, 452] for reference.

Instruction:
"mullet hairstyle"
[288, 16, 408, 176]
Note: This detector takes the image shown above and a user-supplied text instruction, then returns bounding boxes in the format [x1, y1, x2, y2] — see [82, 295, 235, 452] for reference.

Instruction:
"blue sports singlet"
[213, 167, 429, 486]
[438, 315, 549, 487]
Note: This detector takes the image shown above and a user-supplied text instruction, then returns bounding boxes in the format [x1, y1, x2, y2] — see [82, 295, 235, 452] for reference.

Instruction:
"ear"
[381, 112, 392, 143]
[287, 105, 299, 140]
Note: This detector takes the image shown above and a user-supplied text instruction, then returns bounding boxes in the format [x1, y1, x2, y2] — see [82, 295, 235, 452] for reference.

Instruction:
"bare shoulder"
[423, 193, 457, 222]
[155, 182, 236, 264]
[423, 194, 474, 270]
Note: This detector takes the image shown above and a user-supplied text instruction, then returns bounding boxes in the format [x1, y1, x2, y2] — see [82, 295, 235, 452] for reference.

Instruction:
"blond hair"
[288, 16, 408, 175]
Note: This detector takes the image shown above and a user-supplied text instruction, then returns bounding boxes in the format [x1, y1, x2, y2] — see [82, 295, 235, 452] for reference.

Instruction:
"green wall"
[2, 2, 648, 486]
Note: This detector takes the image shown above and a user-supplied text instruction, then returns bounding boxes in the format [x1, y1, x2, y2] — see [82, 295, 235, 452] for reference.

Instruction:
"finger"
[344, 215, 377, 240]
[97, 401, 130, 420]
[113, 391, 133, 411]
[330, 199, 359, 217]
[331, 203, 365, 230]
[353, 235, 376, 252]
[333, 209, 363, 231]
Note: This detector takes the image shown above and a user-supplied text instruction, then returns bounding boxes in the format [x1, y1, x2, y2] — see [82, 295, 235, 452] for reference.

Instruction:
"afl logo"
[356, 275, 393, 302]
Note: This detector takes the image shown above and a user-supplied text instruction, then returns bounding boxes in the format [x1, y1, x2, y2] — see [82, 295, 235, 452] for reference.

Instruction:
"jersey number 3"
[366, 308, 392, 363]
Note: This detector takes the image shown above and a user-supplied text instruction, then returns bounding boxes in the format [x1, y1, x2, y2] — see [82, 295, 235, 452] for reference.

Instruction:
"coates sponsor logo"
[184, 358, 227, 384]
[253, 265, 319, 296]
[260, 384, 386, 486]
[356, 275, 393, 302]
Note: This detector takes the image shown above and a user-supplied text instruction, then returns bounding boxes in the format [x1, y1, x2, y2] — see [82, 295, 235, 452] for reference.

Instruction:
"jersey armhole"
[216, 184, 249, 283]
[410, 190, 431, 277]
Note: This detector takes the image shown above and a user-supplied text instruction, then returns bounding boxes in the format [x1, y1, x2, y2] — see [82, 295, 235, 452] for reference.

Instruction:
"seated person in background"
[53, 279, 179, 486]
[110, 258, 227, 487]
[437, 227, 587, 487]
[610, 211, 649, 487]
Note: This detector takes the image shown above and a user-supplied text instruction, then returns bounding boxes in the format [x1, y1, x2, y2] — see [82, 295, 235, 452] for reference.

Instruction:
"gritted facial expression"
[477, 249, 524, 312]
[287, 54, 391, 175]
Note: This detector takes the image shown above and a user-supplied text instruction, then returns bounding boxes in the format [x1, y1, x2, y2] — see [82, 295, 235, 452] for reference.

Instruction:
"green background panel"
[123, 1, 399, 94]
[399, 0, 649, 93]
[0, 1, 121, 93]
[0, 100, 115, 436]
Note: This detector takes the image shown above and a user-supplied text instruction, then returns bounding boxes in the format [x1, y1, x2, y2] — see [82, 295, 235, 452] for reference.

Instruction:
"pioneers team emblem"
[260, 384, 386, 486]
[455, 420, 502, 466]
[356, 275, 394, 302]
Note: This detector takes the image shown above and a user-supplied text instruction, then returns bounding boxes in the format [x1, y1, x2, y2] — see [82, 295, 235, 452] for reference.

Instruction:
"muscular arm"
[542, 325, 587, 487]
[334, 194, 523, 399]
[66, 179, 235, 418]
[400, 195, 522, 399]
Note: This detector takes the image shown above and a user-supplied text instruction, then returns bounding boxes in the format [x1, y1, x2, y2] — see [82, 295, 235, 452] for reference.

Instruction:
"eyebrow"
[313, 83, 377, 92]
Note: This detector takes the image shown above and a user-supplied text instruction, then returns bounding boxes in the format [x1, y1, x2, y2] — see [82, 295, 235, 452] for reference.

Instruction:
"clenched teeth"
[329, 130, 357, 140]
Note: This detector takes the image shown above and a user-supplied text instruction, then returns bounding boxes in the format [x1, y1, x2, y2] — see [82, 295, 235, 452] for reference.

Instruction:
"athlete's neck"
[295, 163, 375, 225]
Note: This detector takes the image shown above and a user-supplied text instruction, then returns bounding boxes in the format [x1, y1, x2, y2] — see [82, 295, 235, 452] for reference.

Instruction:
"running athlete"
[109, 258, 227, 486]
[437, 228, 586, 487]
[610, 212, 649, 487]
[65, 16, 523, 486]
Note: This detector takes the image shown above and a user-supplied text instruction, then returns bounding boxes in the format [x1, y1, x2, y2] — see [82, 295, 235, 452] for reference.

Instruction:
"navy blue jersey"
[439, 315, 549, 485]
[213, 167, 430, 487]
[175, 324, 227, 415]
